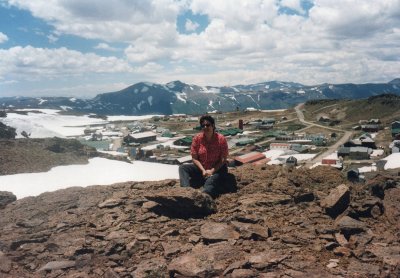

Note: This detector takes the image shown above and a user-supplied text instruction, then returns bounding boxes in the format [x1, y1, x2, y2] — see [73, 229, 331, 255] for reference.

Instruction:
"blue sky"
[0, 0, 399, 98]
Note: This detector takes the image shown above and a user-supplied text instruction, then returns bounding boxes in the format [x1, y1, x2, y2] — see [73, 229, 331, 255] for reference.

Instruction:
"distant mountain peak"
[389, 78, 400, 84]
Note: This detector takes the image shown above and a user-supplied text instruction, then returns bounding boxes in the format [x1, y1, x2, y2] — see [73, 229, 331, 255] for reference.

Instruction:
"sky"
[0, 0, 399, 98]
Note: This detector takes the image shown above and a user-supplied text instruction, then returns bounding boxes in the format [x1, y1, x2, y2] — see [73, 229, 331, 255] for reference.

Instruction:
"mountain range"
[1, 79, 400, 115]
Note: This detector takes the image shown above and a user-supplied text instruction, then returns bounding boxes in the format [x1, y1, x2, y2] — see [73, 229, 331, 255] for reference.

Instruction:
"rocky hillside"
[0, 138, 96, 175]
[0, 165, 399, 277]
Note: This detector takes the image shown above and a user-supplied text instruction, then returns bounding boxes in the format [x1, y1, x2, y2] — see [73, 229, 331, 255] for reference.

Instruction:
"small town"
[76, 102, 400, 181]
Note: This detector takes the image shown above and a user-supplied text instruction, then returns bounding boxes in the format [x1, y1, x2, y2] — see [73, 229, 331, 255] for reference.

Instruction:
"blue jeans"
[178, 163, 229, 198]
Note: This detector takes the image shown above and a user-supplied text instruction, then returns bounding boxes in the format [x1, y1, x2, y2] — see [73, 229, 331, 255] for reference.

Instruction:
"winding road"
[294, 103, 353, 167]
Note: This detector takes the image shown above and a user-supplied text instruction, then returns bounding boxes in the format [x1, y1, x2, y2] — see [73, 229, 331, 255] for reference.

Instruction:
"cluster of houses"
[76, 114, 400, 172]
[76, 114, 326, 167]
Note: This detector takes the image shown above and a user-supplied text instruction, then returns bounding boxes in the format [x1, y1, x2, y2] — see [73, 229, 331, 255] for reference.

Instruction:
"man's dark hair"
[199, 114, 216, 130]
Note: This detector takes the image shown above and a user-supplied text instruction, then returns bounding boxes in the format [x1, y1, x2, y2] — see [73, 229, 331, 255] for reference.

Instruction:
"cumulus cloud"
[1, 0, 400, 94]
[94, 43, 119, 52]
[0, 46, 133, 80]
[0, 32, 8, 43]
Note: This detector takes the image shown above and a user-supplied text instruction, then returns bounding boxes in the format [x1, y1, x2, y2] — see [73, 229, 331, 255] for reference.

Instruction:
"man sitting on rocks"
[179, 115, 236, 198]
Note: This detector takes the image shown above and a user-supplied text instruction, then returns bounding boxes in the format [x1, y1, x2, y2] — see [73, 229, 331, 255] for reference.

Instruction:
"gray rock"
[98, 198, 123, 208]
[247, 251, 288, 270]
[200, 222, 240, 242]
[239, 193, 291, 207]
[168, 243, 243, 277]
[231, 221, 270, 240]
[320, 184, 350, 218]
[335, 216, 366, 234]
[0, 191, 16, 209]
[37, 260, 75, 272]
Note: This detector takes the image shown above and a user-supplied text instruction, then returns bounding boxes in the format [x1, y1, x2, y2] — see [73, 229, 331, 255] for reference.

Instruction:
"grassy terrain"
[303, 94, 400, 127]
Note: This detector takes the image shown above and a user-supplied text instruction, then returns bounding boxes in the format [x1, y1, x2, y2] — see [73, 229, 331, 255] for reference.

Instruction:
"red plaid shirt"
[191, 132, 228, 170]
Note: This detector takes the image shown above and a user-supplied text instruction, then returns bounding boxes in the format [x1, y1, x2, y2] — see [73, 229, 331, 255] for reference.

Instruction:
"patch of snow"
[297, 90, 306, 94]
[265, 85, 270, 89]
[244, 107, 258, 112]
[37, 98, 47, 105]
[371, 149, 384, 157]
[260, 109, 287, 112]
[358, 165, 377, 173]
[141, 86, 149, 93]
[137, 100, 146, 110]
[227, 95, 237, 102]
[107, 115, 160, 121]
[0, 157, 179, 199]
[202, 87, 220, 94]
[329, 85, 334, 90]
[69, 98, 77, 102]
[60, 106, 72, 111]
[175, 92, 187, 103]
[143, 82, 154, 87]
[134, 89, 138, 94]
[148, 96, 153, 106]
[245, 95, 259, 107]
[208, 100, 215, 109]
[0, 110, 106, 138]
[383, 153, 400, 170]
[279, 154, 316, 161]
[263, 149, 286, 160]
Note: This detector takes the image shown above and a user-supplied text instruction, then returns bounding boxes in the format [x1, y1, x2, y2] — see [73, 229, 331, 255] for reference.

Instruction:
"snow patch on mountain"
[202, 87, 221, 94]
[208, 100, 216, 109]
[38, 98, 47, 105]
[141, 86, 149, 93]
[137, 100, 145, 110]
[147, 96, 153, 106]
[175, 92, 187, 103]
[246, 94, 260, 107]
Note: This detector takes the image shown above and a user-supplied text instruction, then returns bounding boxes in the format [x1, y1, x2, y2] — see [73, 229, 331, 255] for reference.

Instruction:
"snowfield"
[0, 158, 179, 199]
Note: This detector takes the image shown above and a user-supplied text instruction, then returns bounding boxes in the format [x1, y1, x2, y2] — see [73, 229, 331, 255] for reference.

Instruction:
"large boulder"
[320, 184, 350, 218]
[144, 187, 216, 219]
[0, 191, 16, 209]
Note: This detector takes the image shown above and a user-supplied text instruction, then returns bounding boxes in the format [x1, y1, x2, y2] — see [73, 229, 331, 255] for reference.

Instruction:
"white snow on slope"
[1, 110, 106, 138]
[0, 158, 179, 199]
